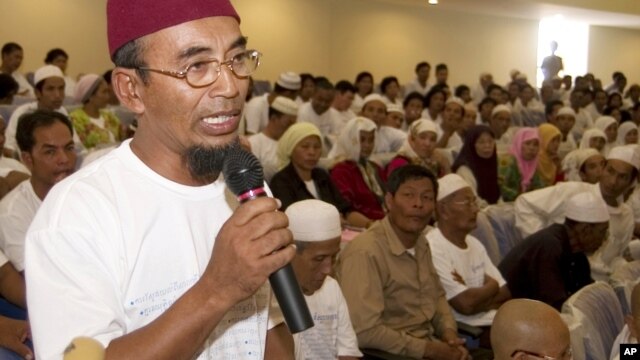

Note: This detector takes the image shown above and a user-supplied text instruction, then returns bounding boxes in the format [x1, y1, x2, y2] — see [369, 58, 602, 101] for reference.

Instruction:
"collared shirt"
[336, 217, 457, 359]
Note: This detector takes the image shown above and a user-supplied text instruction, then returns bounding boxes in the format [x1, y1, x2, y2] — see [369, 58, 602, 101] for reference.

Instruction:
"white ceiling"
[383, 0, 640, 29]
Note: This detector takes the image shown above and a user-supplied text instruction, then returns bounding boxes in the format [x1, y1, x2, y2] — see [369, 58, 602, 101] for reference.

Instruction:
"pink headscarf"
[509, 127, 540, 192]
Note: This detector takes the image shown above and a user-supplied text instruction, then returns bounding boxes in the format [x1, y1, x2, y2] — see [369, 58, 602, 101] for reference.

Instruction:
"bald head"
[492, 299, 571, 360]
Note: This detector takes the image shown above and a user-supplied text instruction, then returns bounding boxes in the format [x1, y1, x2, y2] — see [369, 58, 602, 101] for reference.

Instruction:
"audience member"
[404, 61, 431, 97]
[610, 282, 640, 360]
[0, 116, 29, 200]
[428, 174, 510, 331]
[296, 73, 315, 105]
[297, 77, 341, 149]
[459, 103, 477, 138]
[548, 106, 577, 161]
[434, 63, 449, 87]
[568, 88, 594, 142]
[286, 200, 362, 360]
[271, 122, 372, 228]
[617, 121, 638, 145]
[69, 74, 123, 150]
[383, 104, 404, 129]
[512, 84, 545, 127]
[380, 76, 401, 106]
[244, 71, 300, 134]
[0, 73, 19, 105]
[351, 71, 374, 113]
[0, 43, 33, 98]
[501, 191, 609, 309]
[0, 110, 76, 273]
[586, 88, 608, 121]
[386, 119, 450, 178]
[332, 80, 357, 125]
[248, 96, 298, 180]
[455, 84, 472, 104]
[579, 127, 607, 153]
[338, 165, 470, 359]
[402, 92, 424, 128]
[561, 148, 605, 183]
[471, 72, 492, 105]
[498, 127, 545, 202]
[44, 48, 76, 97]
[436, 96, 465, 157]
[477, 97, 496, 125]
[537, 123, 563, 185]
[422, 86, 446, 122]
[453, 125, 500, 206]
[358, 94, 406, 156]
[491, 299, 571, 360]
[595, 115, 619, 156]
[488, 104, 513, 154]
[329, 117, 386, 220]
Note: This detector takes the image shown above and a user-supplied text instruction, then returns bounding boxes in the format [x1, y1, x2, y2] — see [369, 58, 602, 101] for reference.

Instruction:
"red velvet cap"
[107, 0, 240, 59]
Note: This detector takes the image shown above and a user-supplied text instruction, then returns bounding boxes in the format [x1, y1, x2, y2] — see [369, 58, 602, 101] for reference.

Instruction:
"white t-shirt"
[426, 228, 505, 326]
[25, 140, 278, 359]
[248, 132, 278, 181]
[293, 276, 362, 360]
[571, 108, 594, 142]
[298, 103, 342, 144]
[0, 156, 29, 177]
[244, 93, 270, 135]
[375, 126, 407, 154]
[0, 180, 41, 271]
[5, 102, 69, 153]
[404, 78, 430, 97]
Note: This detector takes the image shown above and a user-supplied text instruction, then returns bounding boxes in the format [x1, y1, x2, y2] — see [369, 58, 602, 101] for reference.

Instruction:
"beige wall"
[1, 0, 638, 88]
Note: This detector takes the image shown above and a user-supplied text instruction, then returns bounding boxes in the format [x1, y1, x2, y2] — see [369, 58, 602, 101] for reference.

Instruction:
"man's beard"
[184, 138, 240, 183]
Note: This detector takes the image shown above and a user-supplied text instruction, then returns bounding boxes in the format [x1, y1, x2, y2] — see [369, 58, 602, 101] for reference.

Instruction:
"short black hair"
[424, 86, 446, 107]
[545, 100, 564, 116]
[103, 69, 113, 84]
[486, 84, 503, 95]
[112, 39, 150, 84]
[300, 73, 315, 86]
[335, 80, 355, 94]
[44, 48, 68, 64]
[314, 77, 334, 91]
[454, 84, 470, 98]
[435, 63, 448, 72]
[403, 91, 424, 108]
[380, 76, 399, 94]
[1, 42, 22, 56]
[16, 110, 73, 153]
[0, 73, 19, 99]
[415, 61, 430, 73]
[387, 164, 438, 198]
[479, 97, 497, 108]
[355, 71, 373, 84]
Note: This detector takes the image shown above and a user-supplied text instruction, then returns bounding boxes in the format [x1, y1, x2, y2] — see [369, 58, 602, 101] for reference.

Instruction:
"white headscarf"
[617, 122, 638, 145]
[397, 119, 438, 160]
[328, 116, 377, 162]
[561, 148, 601, 182]
[579, 128, 607, 151]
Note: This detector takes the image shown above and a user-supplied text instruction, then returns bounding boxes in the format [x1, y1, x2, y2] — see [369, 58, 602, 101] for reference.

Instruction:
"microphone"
[223, 145, 314, 334]
[63, 337, 105, 360]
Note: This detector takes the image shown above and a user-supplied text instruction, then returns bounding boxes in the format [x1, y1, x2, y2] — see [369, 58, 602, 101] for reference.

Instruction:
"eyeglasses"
[511, 348, 572, 360]
[137, 49, 261, 88]
[447, 197, 479, 209]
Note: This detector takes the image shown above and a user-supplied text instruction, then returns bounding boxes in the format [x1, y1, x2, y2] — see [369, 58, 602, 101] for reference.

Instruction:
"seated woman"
[594, 115, 618, 156]
[579, 128, 607, 153]
[617, 121, 639, 145]
[537, 123, 563, 186]
[386, 119, 450, 178]
[329, 117, 386, 221]
[269, 122, 372, 228]
[452, 125, 501, 207]
[498, 127, 546, 202]
[70, 74, 123, 150]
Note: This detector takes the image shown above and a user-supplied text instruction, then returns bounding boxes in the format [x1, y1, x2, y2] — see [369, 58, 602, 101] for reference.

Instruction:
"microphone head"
[223, 144, 264, 195]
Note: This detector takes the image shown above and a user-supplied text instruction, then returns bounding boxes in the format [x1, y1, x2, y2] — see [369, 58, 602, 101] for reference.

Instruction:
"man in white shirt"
[332, 80, 356, 126]
[436, 97, 465, 159]
[286, 199, 362, 360]
[359, 94, 406, 158]
[244, 71, 300, 135]
[248, 96, 297, 181]
[0, 116, 29, 200]
[0, 110, 76, 273]
[24, 0, 295, 358]
[585, 89, 608, 122]
[0, 43, 33, 98]
[404, 61, 431, 97]
[428, 174, 510, 330]
[297, 77, 342, 150]
[568, 88, 594, 142]
[515, 145, 638, 280]
[471, 72, 492, 105]
[4, 65, 68, 157]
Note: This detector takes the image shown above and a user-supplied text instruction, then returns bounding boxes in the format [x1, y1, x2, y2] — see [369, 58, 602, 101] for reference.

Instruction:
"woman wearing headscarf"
[269, 122, 372, 228]
[537, 123, 563, 186]
[69, 74, 123, 150]
[561, 148, 605, 183]
[594, 116, 619, 156]
[617, 122, 639, 145]
[386, 119, 450, 178]
[498, 127, 546, 202]
[329, 117, 386, 220]
[579, 128, 607, 153]
[452, 125, 501, 206]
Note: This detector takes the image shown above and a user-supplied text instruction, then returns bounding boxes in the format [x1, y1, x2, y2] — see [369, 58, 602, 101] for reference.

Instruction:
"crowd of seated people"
[2, 38, 640, 358]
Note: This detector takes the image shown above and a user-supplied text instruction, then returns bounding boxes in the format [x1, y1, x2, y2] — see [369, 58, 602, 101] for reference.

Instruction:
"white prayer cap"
[437, 173, 470, 201]
[270, 96, 298, 116]
[387, 104, 403, 114]
[557, 107, 576, 118]
[564, 191, 609, 223]
[34, 65, 64, 85]
[577, 148, 601, 168]
[607, 144, 640, 170]
[285, 200, 342, 242]
[276, 71, 301, 90]
[409, 119, 438, 136]
[445, 96, 465, 108]
[363, 94, 387, 109]
[491, 104, 511, 117]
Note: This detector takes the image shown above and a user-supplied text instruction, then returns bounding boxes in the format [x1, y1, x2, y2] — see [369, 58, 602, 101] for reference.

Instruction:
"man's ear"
[384, 192, 393, 212]
[21, 151, 33, 172]
[112, 68, 145, 115]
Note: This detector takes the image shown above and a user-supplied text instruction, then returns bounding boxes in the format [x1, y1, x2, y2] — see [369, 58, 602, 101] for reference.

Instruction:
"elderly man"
[502, 191, 610, 309]
[24, 0, 295, 358]
[286, 200, 362, 360]
[248, 96, 297, 181]
[427, 174, 510, 330]
[0, 110, 76, 273]
[337, 165, 469, 360]
[244, 71, 301, 135]
[516, 145, 638, 280]
[488, 104, 513, 154]
[491, 299, 571, 360]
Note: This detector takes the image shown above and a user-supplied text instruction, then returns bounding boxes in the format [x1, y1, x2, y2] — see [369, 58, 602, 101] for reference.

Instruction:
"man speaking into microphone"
[24, 0, 297, 359]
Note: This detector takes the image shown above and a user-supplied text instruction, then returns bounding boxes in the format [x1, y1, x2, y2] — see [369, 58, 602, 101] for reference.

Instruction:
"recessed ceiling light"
[428, 0, 438, 4]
